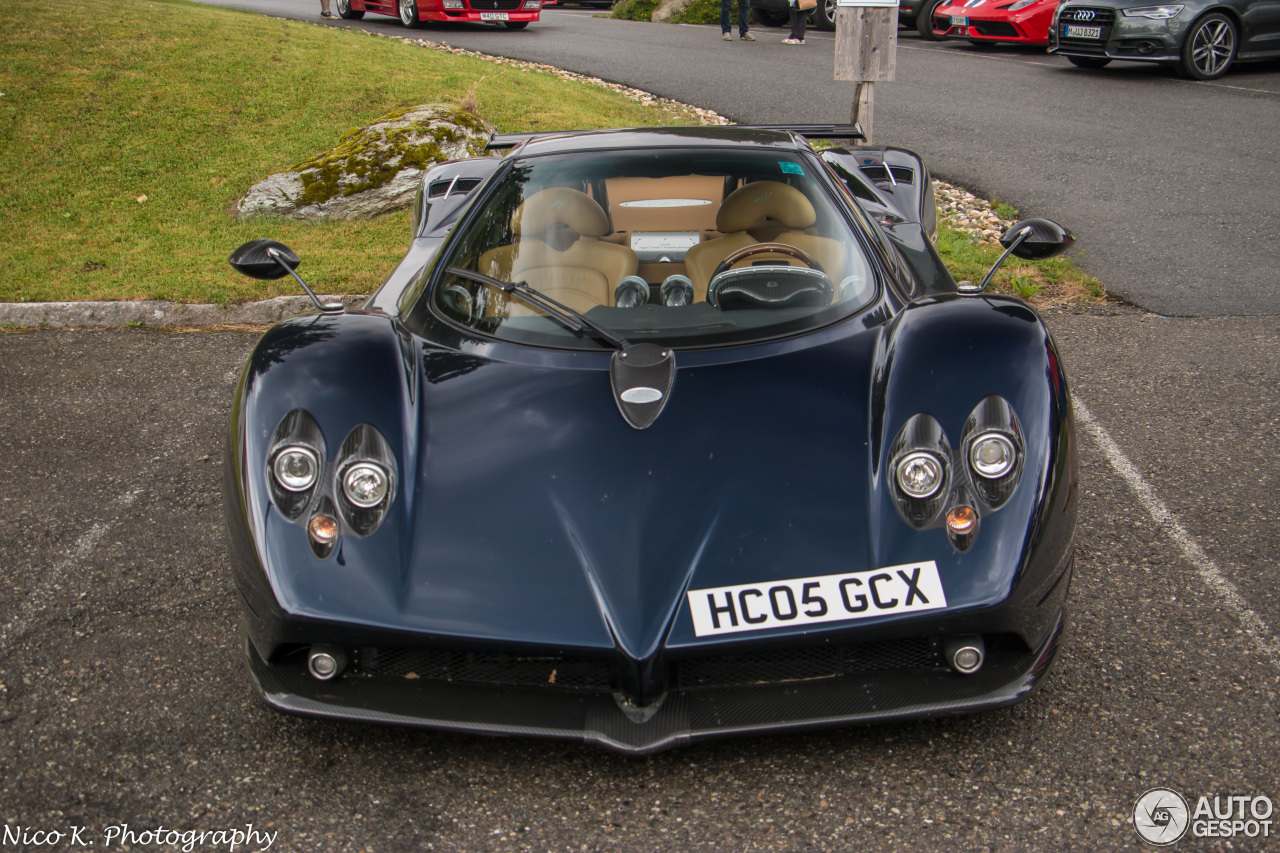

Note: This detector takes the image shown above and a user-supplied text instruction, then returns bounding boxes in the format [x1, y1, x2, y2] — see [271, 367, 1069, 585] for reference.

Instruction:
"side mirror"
[962, 218, 1074, 294]
[229, 239, 300, 280]
[227, 239, 342, 314]
[1000, 218, 1074, 261]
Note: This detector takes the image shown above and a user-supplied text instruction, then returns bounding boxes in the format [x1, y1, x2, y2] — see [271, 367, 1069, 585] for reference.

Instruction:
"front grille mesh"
[973, 20, 1018, 37]
[469, 0, 524, 9]
[350, 638, 944, 693]
[352, 647, 613, 691]
[1056, 6, 1115, 51]
[675, 638, 941, 689]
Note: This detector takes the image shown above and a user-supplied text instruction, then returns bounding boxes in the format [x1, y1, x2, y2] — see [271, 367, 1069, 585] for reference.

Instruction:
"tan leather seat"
[684, 181, 848, 303]
[478, 188, 639, 315]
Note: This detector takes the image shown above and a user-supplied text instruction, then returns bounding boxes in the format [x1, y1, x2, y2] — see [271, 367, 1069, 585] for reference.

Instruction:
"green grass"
[0, 0, 701, 304]
[935, 223, 1105, 304]
[991, 200, 1019, 221]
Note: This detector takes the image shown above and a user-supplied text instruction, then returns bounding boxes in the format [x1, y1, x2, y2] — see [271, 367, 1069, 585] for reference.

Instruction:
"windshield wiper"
[447, 267, 629, 350]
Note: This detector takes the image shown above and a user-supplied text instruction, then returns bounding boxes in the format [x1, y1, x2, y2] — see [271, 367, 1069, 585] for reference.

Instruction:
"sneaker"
[722, 32, 733, 40]
[741, 32, 756, 40]
[782, 37, 804, 44]
[321, 9, 337, 17]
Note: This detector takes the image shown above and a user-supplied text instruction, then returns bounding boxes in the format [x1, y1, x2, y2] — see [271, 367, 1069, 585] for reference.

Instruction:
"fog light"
[947, 505, 977, 535]
[944, 636, 985, 674]
[443, 0, 464, 8]
[523, 0, 541, 7]
[308, 513, 340, 544]
[895, 451, 944, 499]
[308, 645, 348, 680]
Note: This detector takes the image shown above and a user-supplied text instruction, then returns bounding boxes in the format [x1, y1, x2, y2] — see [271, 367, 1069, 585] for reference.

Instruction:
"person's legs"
[739, 0, 750, 37]
[788, 6, 806, 40]
[722, 0, 732, 33]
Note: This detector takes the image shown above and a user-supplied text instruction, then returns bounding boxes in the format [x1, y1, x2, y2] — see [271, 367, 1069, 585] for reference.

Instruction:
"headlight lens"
[342, 463, 390, 508]
[896, 452, 944, 499]
[1008, 0, 1036, 10]
[970, 433, 1016, 479]
[1121, 4, 1182, 16]
[273, 447, 319, 492]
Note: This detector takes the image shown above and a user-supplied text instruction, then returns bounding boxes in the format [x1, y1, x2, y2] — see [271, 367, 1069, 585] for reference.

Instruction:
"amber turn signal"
[946, 506, 977, 536]
[308, 514, 340, 544]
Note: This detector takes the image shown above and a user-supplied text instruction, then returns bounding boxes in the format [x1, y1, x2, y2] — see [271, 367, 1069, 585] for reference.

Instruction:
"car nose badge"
[610, 343, 675, 430]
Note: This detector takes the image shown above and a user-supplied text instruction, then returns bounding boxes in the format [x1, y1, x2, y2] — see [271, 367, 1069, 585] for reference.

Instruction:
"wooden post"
[833, 4, 899, 144]
[852, 82, 875, 147]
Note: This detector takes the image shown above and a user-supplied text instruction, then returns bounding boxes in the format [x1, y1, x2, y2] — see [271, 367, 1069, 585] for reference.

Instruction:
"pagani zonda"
[224, 124, 1078, 754]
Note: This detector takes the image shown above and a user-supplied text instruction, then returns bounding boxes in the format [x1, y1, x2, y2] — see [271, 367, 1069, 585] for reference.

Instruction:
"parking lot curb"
[0, 294, 368, 329]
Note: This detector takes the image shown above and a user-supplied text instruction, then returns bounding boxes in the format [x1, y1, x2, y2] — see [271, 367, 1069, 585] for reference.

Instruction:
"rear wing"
[485, 123, 866, 151]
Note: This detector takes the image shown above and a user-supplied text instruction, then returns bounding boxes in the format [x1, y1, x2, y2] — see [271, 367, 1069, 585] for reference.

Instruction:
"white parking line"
[0, 441, 180, 654]
[1074, 394, 1280, 669]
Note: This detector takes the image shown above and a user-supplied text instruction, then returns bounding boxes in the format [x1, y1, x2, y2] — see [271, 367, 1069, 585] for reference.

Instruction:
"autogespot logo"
[1134, 788, 1190, 846]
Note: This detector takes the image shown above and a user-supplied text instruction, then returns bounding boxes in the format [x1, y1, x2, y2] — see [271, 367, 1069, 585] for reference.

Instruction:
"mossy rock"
[237, 104, 496, 221]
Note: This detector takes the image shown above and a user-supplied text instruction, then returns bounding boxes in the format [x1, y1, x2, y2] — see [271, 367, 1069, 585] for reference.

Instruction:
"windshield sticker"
[779, 161, 805, 175]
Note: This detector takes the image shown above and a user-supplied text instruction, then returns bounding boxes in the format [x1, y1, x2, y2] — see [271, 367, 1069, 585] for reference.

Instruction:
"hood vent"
[860, 164, 915, 186]
[428, 177, 482, 199]
[610, 343, 676, 430]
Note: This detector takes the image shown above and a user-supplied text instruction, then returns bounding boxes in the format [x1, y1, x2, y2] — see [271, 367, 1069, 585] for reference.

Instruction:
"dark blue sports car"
[224, 125, 1078, 753]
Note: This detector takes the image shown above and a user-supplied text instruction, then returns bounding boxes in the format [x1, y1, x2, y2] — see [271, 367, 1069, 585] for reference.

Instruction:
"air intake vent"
[859, 164, 915, 185]
[428, 177, 484, 199]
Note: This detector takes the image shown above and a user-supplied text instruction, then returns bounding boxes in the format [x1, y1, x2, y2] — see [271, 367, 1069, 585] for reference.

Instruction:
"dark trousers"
[789, 4, 807, 39]
[722, 0, 750, 35]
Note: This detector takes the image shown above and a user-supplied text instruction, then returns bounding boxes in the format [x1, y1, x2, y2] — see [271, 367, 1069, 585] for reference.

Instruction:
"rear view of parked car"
[1048, 0, 1280, 78]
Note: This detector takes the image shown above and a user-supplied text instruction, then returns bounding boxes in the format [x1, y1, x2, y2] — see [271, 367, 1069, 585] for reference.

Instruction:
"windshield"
[427, 147, 878, 350]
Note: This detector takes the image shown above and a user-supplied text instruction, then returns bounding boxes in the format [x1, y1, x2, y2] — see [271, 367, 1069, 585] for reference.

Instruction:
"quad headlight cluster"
[889, 396, 1024, 551]
[266, 410, 397, 557]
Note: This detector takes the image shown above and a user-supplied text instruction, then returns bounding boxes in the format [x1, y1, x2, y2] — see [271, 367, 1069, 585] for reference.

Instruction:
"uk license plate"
[1064, 24, 1102, 38]
[687, 561, 947, 637]
[480, 11, 510, 19]
[950, 14, 967, 25]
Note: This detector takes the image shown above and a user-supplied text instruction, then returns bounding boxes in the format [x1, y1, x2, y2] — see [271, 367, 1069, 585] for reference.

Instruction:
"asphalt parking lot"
[2, 306, 1277, 851]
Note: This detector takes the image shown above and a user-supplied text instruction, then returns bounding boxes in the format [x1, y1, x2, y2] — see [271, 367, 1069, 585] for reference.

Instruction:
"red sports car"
[930, 0, 1058, 45]
[335, 0, 541, 28]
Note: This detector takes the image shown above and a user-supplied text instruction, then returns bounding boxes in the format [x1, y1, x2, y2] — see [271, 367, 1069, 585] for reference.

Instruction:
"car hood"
[399, 333, 888, 661]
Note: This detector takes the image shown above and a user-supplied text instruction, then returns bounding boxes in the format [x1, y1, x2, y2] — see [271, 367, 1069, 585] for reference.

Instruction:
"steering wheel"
[709, 242, 825, 280]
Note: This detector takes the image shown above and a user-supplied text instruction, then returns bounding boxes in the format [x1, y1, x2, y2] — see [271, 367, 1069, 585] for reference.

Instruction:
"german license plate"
[480, 11, 510, 19]
[687, 561, 947, 637]
[950, 14, 967, 25]
[1064, 24, 1102, 38]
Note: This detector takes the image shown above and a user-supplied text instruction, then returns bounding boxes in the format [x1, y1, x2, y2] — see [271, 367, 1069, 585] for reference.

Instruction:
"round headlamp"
[273, 446, 319, 492]
[342, 463, 390, 508]
[895, 452, 944, 499]
[970, 433, 1016, 479]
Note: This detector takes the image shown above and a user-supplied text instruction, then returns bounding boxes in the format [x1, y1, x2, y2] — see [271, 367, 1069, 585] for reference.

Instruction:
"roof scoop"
[610, 343, 675, 430]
